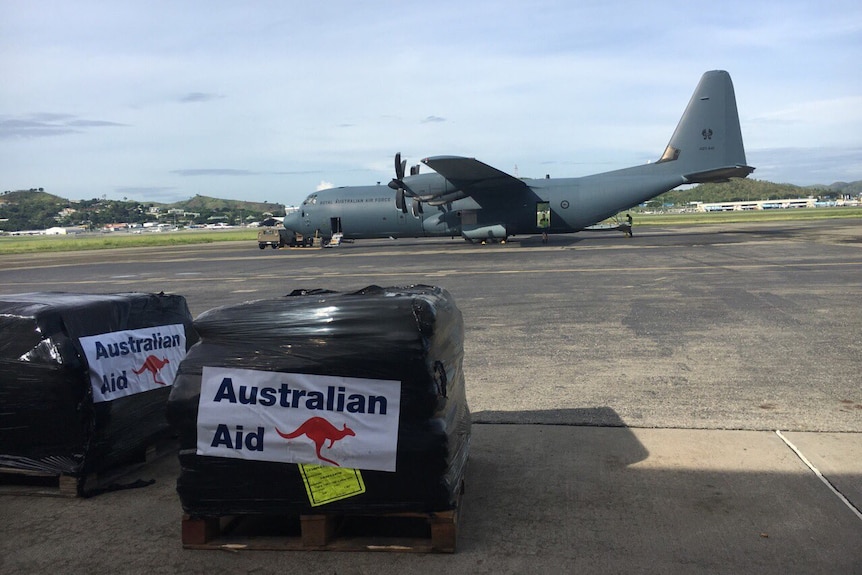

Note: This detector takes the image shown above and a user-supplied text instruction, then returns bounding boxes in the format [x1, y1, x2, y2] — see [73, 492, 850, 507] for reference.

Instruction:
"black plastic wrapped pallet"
[0, 292, 198, 479]
[167, 285, 471, 515]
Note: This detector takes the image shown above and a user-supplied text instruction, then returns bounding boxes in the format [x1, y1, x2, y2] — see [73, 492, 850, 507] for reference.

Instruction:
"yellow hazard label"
[299, 464, 366, 507]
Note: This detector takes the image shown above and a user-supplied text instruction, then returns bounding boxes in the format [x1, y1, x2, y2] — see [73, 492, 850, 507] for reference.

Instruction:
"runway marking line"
[775, 430, 862, 522]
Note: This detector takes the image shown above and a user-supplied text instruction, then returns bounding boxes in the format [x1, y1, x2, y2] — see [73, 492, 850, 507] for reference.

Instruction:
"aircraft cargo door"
[330, 217, 342, 235]
[537, 202, 551, 230]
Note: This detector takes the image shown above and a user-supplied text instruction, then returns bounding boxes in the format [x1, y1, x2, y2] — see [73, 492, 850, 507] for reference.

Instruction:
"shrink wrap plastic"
[167, 285, 470, 515]
[0, 292, 197, 483]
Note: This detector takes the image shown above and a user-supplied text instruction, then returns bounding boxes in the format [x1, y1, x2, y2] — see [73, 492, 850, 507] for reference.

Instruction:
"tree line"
[643, 178, 862, 209]
[0, 190, 284, 232]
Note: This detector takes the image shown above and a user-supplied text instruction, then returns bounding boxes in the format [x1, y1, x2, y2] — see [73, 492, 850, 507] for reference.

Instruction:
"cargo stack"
[167, 285, 471, 518]
[0, 292, 197, 495]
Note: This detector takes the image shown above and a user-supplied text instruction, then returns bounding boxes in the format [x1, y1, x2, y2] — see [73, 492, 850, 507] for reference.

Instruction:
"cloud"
[0, 113, 126, 139]
[67, 119, 127, 128]
[2, 2, 860, 204]
[172, 168, 256, 177]
[316, 180, 335, 191]
[178, 92, 224, 104]
[747, 147, 862, 185]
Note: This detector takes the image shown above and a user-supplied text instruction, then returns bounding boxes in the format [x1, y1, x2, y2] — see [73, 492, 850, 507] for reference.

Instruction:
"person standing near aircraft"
[538, 207, 550, 244]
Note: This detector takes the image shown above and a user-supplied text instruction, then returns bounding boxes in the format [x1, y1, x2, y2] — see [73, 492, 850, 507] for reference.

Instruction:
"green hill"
[0, 189, 69, 230]
[170, 194, 283, 214]
[0, 190, 286, 232]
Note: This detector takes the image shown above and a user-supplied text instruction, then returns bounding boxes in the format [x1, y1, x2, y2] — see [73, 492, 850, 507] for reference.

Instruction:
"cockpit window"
[302, 194, 318, 206]
[657, 145, 680, 164]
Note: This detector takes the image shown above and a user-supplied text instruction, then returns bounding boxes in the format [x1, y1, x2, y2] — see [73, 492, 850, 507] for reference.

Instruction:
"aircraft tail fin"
[658, 70, 754, 183]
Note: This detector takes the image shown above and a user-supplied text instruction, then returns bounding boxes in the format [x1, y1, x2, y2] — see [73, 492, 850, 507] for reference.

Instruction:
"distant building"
[45, 226, 86, 235]
[694, 198, 817, 212]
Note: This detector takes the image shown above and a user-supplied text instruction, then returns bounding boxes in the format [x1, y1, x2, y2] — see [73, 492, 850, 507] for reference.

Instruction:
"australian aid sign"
[79, 324, 186, 403]
[196, 367, 402, 473]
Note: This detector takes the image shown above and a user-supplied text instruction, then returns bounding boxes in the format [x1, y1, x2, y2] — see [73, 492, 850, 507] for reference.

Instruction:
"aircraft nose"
[282, 211, 301, 231]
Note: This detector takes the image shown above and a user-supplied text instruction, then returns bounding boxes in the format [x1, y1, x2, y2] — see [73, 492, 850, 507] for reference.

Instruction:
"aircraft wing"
[422, 156, 528, 196]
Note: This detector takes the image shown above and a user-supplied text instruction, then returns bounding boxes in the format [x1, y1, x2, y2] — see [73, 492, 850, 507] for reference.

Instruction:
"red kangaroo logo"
[133, 355, 170, 385]
[276, 417, 355, 466]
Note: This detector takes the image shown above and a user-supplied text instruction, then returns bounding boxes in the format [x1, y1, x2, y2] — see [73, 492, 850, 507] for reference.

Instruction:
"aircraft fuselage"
[284, 163, 686, 242]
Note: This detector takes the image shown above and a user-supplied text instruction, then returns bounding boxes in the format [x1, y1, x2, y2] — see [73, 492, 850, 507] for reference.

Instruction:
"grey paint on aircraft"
[283, 70, 754, 243]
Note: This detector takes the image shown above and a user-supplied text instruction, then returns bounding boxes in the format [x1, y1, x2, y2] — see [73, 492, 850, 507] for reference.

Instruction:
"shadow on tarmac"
[459, 423, 862, 573]
[2, 419, 861, 572]
[474, 406, 635, 428]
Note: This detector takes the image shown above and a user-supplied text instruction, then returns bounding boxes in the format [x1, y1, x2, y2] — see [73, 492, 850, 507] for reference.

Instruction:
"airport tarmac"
[1, 219, 861, 574]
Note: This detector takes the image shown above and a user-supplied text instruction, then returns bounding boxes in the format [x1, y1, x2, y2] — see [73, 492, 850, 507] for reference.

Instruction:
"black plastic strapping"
[0, 292, 198, 481]
[167, 285, 471, 515]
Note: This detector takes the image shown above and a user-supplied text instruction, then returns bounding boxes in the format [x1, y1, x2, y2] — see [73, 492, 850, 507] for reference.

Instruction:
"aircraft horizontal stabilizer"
[683, 164, 756, 184]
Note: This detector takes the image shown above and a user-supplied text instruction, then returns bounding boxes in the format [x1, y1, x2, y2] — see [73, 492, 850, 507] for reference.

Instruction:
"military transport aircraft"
[281, 70, 754, 245]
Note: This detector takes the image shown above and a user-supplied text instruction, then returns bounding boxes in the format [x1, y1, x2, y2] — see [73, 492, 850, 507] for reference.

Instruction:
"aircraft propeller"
[388, 152, 408, 213]
[389, 152, 423, 215]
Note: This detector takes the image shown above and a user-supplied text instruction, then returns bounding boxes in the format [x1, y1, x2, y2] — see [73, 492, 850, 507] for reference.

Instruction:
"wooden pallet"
[0, 438, 175, 498]
[182, 503, 460, 553]
[0, 466, 80, 497]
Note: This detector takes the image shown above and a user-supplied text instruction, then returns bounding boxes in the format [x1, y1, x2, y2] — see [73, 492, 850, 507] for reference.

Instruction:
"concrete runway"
[1, 219, 861, 573]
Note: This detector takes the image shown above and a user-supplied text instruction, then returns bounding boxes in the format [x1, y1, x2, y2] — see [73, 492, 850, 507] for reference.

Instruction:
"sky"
[2, 1, 861, 207]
